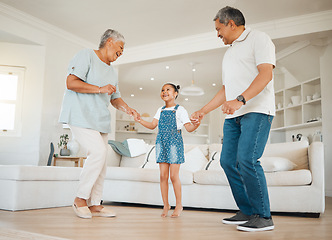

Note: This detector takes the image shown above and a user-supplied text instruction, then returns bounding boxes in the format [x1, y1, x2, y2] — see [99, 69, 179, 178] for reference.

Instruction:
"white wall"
[0, 42, 45, 165]
[320, 41, 332, 197]
[0, 11, 95, 166]
[38, 37, 93, 164]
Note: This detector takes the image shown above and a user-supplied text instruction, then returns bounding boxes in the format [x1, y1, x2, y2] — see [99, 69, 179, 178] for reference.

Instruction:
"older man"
[191, 6, 276, 232]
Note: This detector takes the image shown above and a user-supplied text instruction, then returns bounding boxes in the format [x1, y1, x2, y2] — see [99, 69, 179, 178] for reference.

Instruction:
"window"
[0, 66, 25, 136]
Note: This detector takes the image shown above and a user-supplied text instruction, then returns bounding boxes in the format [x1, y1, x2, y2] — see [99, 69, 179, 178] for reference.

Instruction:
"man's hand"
[190, 111, 205, 125]
[221, 99, 243, 115]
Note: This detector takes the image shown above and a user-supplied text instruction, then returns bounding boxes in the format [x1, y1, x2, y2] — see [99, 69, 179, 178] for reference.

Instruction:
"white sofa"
[0, 141, 325, 217]
[102, 141, 325, 217]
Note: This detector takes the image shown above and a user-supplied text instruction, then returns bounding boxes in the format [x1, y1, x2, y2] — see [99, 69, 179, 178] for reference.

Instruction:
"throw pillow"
[141, 145, 156, 168]
[208, 143, 222, 157]
[126, 138, 148, 157]
[259, 157, 297, 172]
[205, 151, 223, 171]
[182, 147, 208, 172]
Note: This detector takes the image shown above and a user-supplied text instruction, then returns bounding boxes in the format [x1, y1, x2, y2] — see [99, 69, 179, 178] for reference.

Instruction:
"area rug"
[0, 228, 68, 240]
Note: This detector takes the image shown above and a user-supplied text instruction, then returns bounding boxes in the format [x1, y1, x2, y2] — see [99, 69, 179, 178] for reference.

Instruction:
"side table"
[53, 155, 86, 167]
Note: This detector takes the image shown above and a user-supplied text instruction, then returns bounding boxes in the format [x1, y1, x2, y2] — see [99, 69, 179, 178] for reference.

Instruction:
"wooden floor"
[1, 198, 332, 240]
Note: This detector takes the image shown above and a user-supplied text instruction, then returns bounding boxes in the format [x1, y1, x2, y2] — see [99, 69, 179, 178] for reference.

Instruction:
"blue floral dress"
[155, 104, 185, 164]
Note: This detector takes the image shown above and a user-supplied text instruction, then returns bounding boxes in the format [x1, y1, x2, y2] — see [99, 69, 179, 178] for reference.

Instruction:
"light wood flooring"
[1, 198, 332, 240]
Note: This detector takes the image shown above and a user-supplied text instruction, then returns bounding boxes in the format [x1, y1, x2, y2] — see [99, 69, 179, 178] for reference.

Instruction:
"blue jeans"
[220, 112, 273, 218]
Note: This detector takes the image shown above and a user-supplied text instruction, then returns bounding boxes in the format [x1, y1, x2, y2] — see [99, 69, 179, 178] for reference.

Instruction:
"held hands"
[128, 108, 141, 122]
[221, 99, 243, 115]
[190, 111, 205, 125]
[99, 84, 116, 95]
[123, 107, 141, 122]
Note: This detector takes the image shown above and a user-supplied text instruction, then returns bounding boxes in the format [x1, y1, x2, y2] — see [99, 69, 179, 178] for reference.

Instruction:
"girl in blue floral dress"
[136, 83, 200, 217]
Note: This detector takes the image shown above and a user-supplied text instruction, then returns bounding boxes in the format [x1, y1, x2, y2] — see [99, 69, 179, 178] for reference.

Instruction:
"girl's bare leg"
[170, 164, 183, 217]
[159, 163, 171, 217]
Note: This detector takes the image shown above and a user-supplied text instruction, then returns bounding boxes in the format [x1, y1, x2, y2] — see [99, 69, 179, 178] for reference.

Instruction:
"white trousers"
[70, 125, 108, 206]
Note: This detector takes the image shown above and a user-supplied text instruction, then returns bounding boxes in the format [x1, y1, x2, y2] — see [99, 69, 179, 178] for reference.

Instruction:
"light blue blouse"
[59, 49, 121, 133]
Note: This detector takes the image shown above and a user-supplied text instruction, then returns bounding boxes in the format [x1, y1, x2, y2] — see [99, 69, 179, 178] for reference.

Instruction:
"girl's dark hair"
[163, 83, 180, 99]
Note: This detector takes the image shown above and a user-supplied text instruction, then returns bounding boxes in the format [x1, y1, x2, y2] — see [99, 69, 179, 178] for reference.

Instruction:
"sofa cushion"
[262, 141, 309, 170]
[184, 144, 209, 158]
[182, 147, 208, 172]
[0, 165, 81, 181]
[265, 170, 312, 186]
[194, 169, 228, 185]
[205, 151, 222, 171]
[208, 144, 222, 157]
[105, 167, 194, 185]
[205, 154, 297, 172]
[194, 169, 312, 186]
[141, 145, 157, 168]
[259, 157, 297, 172]
[106, 145, 121, 167]
[143, 160, 159, 169]
[120, 155, 146, 168]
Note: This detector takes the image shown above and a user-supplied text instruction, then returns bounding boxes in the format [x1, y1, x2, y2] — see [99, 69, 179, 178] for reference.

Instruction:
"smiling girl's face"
[160, 84, 178, 103]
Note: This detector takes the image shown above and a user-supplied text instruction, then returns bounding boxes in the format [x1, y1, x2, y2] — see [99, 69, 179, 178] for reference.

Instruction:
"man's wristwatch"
[236, 95, 246, 105]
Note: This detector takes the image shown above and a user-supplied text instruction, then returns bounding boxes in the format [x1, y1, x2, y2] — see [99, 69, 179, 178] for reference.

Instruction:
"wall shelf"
[271, 72, 322, 143]
[271, 120, 322, 132]
[272, 76, 321, 130]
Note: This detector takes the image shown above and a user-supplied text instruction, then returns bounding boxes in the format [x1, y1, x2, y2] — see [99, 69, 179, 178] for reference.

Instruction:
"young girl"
[136, 83, 200, 217]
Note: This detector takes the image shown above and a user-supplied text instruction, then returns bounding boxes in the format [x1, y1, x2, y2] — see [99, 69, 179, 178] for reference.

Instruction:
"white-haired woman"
[59, 29, 139, 219]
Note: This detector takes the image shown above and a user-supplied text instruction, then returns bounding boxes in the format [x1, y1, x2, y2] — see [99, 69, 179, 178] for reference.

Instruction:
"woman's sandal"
[72, 204, 92, 219]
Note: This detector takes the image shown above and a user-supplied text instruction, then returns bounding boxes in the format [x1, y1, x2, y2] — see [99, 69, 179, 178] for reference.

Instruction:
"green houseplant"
[58, 134, 70, 156]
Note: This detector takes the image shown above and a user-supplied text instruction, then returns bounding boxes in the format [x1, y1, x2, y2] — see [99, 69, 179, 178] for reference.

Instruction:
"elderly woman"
[59, 29, 139, 219]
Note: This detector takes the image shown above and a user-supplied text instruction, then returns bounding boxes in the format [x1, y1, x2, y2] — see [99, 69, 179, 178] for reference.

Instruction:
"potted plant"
[58, 134, 70, 156]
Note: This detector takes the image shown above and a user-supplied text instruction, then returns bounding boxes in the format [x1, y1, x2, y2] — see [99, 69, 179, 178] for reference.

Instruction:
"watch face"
[237, 95, 245, 104]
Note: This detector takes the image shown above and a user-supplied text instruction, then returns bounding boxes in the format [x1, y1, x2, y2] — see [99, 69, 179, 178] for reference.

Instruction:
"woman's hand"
[100, 84, 116, 95]
[127, 107, 141, 121]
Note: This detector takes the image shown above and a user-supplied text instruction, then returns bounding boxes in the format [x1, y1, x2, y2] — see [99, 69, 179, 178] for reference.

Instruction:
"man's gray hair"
[99, 29, 125, 48]
[213, 6, 245, 26]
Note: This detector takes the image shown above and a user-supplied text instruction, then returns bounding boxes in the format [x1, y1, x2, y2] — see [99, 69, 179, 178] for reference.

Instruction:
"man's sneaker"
[222, 211, 253, 225]
[237, 215, 274, 232]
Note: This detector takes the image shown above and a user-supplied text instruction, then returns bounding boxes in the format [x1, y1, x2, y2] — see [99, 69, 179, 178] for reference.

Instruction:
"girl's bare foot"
[171, 205, 183, 218]
[161, 205, 171, 218]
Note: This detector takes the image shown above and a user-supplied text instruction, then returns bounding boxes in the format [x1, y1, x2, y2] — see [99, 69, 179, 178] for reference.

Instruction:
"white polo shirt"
[222, 27, 276, 119]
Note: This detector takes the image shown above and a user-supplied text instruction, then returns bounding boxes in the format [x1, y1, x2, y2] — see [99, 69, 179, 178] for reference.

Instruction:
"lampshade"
[181, 84, 204, 96]
[180, 63, 205, 96]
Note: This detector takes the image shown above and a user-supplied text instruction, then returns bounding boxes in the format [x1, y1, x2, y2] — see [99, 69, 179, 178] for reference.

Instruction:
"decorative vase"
[60, 148, 70, 156]
[67, 139, 80, 156]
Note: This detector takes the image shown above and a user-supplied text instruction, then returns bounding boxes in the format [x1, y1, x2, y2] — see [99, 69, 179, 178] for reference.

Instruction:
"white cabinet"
[271, 76, 322, 143]
[269, 40, 326, 144]
[273, 77, 322, 129]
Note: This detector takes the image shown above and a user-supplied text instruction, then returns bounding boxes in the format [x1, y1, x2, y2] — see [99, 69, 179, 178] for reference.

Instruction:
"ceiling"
[1, 0, 332, 103]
